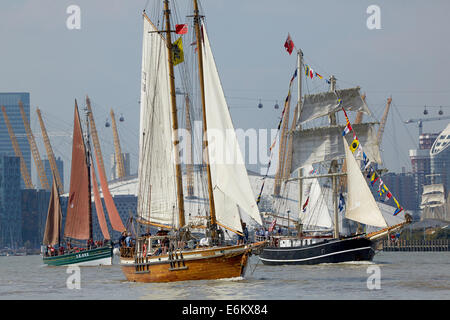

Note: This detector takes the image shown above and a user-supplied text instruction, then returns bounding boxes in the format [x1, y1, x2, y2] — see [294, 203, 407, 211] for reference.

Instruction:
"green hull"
[43, 245, 113, 266]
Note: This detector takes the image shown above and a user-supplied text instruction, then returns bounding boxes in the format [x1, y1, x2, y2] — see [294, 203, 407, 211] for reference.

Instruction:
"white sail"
[300, 166, 332, 229]
[291, 122, 381, 172]
[201, 24, 262, 232]
[298, 87, 371, 124]
[137, 16, 179, 227]
[344, 137, 387, 228]
[422, 184, 445, 195]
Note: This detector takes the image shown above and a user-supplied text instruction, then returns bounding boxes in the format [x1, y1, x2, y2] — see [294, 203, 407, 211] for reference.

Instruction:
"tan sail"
[94, 148, 126, 232]
[91, 159, 111, 240]
[42, 176, 62, 245]
[64, 101, 91, 240]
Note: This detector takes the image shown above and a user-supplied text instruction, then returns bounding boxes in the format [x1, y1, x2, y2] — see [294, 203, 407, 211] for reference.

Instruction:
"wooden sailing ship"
[42, 101, 125, 266]
[259, 47, 411, 265]
[119, 0, 265, 282]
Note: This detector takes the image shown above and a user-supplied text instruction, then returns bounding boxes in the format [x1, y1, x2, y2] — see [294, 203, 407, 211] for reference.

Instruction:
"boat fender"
[113, 248, 120, 256]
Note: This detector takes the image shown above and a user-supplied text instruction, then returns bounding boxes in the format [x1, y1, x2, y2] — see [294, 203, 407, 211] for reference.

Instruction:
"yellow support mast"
[110, 108, 126, 179]
[19, 101, 50, 190]
[36, 108, 64, 194]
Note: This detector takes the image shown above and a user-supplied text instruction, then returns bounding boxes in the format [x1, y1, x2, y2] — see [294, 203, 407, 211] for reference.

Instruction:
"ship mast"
[83, 101, 93, 241]
[192, 0, 218, 238]
[295, 49, 304, 222]
[328, 75, 340, 239]
[164, 0, 186, 228]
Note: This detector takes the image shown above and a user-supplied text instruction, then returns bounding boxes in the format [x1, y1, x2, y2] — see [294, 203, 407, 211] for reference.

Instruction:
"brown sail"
[91, 159, 111, 240]
[63, 101, 91, 240]
[42, 175, 62, 245]
[95, 149, 125, 232]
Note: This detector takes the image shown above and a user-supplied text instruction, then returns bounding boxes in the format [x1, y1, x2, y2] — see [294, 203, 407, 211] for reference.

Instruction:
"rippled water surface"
[0, 252, 449, 300]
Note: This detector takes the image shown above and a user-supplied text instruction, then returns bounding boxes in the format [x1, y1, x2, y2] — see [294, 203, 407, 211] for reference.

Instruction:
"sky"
[1, 0, 449, 190]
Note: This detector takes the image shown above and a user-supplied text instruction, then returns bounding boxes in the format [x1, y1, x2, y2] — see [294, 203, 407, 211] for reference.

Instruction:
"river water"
[0, 252, 449, 300]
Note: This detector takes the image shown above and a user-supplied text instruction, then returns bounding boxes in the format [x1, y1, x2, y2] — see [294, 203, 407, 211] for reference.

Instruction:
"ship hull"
[120, 243, 264, 283]
[42, 245, 113, 267]
[259, 237, 375, 265]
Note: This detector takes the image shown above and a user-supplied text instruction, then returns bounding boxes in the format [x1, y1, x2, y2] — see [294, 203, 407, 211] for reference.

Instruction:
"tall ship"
[119, 0, 264, 282]
[42, 100, 125, 266]
[259, 47, 411, 265]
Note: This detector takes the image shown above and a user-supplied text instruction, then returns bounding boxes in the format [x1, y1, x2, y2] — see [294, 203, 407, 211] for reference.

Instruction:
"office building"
[39, 157, 64, 192]
[0, 155, 22, 248]
[0, 93, 31, 189]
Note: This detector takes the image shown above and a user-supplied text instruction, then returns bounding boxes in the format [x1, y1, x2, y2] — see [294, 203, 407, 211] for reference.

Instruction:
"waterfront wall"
[382, 239, 449, 251]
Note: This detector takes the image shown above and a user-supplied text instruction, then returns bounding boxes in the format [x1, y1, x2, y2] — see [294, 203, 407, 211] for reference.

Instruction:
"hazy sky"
[1, 0, 449, 189]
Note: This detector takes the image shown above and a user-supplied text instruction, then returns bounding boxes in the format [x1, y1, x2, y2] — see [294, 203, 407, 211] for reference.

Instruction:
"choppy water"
[0, 252, 449, 300]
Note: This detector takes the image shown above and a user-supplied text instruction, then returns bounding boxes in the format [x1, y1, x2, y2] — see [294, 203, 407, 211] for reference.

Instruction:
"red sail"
[42, 175, 62, 245]
[94, 147, 126, 232]
[91, 160, 111, 240]
[64, 101, 91, 240]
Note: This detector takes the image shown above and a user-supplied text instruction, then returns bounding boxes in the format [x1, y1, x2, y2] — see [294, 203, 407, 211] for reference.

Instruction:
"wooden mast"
[328, 76, 340, 239]
[83, 101, 93, 241]
[164, 0, 185, 228]
[192, 0, 218, 235]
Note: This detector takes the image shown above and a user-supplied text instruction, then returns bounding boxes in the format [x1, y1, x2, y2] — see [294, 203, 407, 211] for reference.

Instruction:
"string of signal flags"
[341, 107, 404, 216]
[284, 33, 329, 83]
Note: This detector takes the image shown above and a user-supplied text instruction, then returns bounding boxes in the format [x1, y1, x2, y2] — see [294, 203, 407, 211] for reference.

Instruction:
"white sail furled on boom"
[290, 122, 381, 173]
[137, 15, 179, 228]
[201, 24, 262, 232]
[300, 166, 332, 229]
[298, 87, 371, 124]
[343, 137, 387, 228]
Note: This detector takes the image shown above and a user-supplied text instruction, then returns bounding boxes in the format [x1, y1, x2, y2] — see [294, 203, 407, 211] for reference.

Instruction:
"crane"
[404, 115, 450, 136]
[1, 105, 34, 189]
[86, 95, 108, 178]
[377, 96, 392, 145]
[36, 108, 64, 194]
[110, 108, 126, 179]
[19, 101, 50, 190]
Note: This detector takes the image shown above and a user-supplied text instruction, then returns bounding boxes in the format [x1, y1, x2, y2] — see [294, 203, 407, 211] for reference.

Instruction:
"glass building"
[0, 93, 31, 189]
[39, 157, 64, 192]
[0, 155, 22, 248]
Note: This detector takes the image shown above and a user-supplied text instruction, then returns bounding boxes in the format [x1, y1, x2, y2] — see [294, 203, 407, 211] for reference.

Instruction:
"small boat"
[42, 102, 116, 267]
[259, 47, 411, 266]
[119, 0, 265, 282]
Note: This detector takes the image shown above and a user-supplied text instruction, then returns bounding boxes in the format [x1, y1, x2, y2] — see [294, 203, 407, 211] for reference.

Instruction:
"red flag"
[284, 33, 294, 55]
[175, 24, 188, 35]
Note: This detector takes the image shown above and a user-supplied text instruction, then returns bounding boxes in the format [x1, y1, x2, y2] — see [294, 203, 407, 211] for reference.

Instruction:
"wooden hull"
[120, 242, 264, 283]
[43, 245, 113, 267]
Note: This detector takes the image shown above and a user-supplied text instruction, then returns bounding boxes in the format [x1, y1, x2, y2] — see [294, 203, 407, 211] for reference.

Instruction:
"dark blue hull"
[259, 237, 376, 265]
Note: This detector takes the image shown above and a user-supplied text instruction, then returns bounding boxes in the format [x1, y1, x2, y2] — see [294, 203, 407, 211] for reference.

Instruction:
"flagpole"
[164, 0, 185, 228]
[296, 49, 304, 231]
